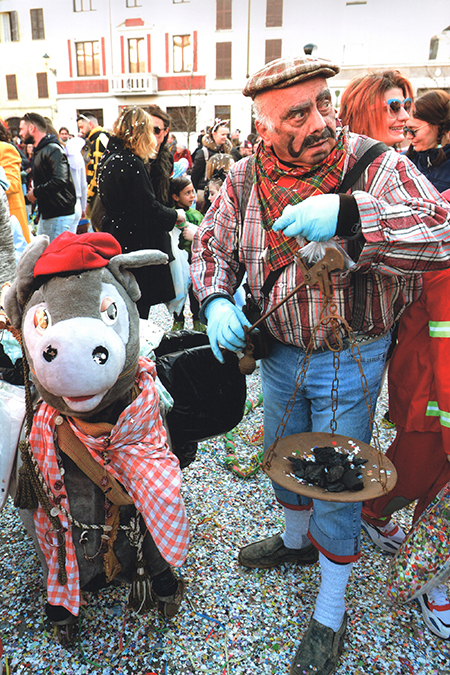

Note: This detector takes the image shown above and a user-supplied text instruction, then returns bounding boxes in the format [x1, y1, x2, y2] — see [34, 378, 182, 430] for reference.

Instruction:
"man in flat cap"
[190, 55, 450, 674]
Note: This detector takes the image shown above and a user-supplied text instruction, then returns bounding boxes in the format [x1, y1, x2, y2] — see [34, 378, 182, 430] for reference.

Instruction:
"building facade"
[0, 0, 449, 148]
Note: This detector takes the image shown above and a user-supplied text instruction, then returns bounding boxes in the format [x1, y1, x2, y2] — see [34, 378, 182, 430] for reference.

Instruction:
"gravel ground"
[1, 303, 449, 674]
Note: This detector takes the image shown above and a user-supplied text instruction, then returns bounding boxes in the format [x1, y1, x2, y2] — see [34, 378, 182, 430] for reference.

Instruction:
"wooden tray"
[263, 432, 397, 503]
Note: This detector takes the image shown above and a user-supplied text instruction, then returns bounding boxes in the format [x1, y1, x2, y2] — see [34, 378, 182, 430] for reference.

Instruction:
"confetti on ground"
[1, 304, 449, 674]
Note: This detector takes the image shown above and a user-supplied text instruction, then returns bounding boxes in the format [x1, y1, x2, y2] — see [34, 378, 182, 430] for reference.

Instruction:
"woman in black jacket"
[98, 107, 186, 318]
[404, 89, 450, 193]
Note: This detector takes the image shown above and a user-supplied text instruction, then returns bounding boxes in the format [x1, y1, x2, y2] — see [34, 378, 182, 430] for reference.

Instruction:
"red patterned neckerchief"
[30, 357, 189, 616]
[254, 131, 348, 270]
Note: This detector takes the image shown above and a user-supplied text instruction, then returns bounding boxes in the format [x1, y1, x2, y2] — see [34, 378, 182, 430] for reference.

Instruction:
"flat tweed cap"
[243, 55, 340, 98]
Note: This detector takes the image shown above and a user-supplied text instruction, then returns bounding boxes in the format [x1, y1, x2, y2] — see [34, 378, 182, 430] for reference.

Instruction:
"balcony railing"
[111, 74, 158, 95]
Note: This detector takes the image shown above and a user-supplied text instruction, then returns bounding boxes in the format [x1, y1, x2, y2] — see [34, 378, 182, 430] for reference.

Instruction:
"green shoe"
[171, 320, 185, 331]
[290, 614, 347, 675]
[193, 320, 206, 333]
[238, 534, 318, 569]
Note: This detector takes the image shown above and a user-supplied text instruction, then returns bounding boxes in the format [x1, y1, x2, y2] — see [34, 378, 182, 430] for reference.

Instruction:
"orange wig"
[340, 70, 414, 140]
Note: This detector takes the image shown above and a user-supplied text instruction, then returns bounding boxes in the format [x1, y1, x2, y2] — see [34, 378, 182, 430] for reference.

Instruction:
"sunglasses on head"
[386, 98, 412, 117]
[153, 125, 167, 135]
[403, 123, 428, 138]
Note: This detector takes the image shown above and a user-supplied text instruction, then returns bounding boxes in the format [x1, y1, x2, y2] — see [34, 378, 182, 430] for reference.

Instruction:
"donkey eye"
[100, 297, 118, 325]
[34, 308, 51, 335]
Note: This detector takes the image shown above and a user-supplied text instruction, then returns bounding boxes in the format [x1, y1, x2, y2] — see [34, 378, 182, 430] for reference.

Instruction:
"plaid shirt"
[31, 357, 189, 615]
[191, 132, 450, 350]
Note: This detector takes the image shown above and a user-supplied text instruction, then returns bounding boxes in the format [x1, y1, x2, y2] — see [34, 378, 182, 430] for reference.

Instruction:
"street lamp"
[43, 53, 57, 77]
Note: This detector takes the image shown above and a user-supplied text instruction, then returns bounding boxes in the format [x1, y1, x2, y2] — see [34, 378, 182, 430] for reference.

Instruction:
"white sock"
[313, 552, 352, 632]
[281, 507, 311, 549]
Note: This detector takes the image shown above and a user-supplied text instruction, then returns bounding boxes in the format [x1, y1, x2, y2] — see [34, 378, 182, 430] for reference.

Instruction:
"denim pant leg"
[38, 214, 74, 242]
[68, 200, 82, 234]
[261, 334, 391, 561]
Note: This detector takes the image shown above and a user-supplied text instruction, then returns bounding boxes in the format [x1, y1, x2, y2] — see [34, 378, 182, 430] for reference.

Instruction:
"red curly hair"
[340, 70, 414, 141]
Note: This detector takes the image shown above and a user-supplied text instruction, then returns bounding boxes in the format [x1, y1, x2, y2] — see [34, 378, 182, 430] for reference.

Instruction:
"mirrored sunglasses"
[386, 98, 412, 117]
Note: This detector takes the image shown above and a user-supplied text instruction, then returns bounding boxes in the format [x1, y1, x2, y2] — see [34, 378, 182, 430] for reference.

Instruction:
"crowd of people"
[1, 52, 450, 675]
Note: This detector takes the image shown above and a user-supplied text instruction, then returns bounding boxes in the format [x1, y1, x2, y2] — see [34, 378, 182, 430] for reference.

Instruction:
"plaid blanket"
[255, 132, 347, 270]
[30, 357, 189, 615]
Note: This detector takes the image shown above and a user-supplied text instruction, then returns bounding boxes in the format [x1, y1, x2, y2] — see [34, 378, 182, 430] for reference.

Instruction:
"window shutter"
[10, 11, 19, 41]
[216, 0, 232, 30]
[216, 42, 231, 79]
[265, 39, 282, 64]
[37, 72, 49, 98]
[30, 8, 45, 40]
[266, 0, 283, 27]
[6, 74, 18, 100]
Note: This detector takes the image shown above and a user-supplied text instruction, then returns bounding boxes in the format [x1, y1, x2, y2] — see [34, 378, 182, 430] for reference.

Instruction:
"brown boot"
[151, 578, 185, 619]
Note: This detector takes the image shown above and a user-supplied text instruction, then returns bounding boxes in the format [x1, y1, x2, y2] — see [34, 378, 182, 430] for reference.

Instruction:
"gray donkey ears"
[3, 235, 49, 329]
[107, 249, 169, 302]
[3, 239, 168, 327]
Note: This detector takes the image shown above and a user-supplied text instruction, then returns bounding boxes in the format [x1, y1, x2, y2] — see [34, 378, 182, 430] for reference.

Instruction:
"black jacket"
[409, 143, 450, 194]
[190, 135, 233, 190]
[32, 134, 76, 219]
[98, 136, 178, 317]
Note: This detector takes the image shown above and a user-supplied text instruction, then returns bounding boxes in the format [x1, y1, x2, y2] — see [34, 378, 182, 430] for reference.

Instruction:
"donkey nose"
[43, 345, 58, 362]
[92, 346, 109, 365]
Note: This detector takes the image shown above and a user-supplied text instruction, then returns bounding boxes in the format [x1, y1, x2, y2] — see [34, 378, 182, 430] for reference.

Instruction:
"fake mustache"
[302, 126, 336, 149]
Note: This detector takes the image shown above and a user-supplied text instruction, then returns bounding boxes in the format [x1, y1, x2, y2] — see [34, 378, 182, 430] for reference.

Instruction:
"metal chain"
[330, 347, 340, 435]
[263, 345, 314, 470]
[346, 327, 387, 493]
[263, 266, 389, 494]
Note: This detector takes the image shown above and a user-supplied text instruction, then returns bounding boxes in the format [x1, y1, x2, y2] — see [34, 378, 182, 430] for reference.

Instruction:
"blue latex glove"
[272, 194, 340, 242]
[204, 297, 252, 363]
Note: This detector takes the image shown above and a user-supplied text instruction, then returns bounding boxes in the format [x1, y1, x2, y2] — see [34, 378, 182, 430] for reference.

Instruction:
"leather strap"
[57, 420, 134, 507]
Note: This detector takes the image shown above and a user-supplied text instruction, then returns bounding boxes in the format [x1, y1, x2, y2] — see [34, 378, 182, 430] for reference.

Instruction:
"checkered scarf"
[30, 357, 189, 616]
[254, 131, 348, 270]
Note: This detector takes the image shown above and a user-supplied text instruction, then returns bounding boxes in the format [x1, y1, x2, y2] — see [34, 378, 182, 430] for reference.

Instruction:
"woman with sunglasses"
[340, 69, 413, 148]
[342, 79, 450, 639]
[404, 89, 450, 193]
[146, 105, 174, 207]
[98, 107, 187, 319]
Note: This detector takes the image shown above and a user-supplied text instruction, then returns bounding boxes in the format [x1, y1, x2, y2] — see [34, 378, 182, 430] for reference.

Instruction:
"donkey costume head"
[4, 232, 168, 419]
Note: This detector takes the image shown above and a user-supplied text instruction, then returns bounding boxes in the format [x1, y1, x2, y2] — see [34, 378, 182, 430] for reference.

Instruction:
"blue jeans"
[38, 213, 74, 242]
[260, 333, 391, 561]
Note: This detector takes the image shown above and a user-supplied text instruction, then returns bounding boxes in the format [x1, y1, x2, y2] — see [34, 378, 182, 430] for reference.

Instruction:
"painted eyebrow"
[281, 89, 332, 121]
[281, 103, 311, 121]
[317, 88, 332, 103]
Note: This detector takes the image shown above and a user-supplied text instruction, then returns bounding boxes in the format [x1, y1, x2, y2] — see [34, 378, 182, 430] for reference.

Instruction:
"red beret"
[33, 232, 122, 278]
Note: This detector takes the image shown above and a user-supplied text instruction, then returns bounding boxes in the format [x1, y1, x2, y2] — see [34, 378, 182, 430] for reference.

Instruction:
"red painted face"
[255, 77, 337, 167]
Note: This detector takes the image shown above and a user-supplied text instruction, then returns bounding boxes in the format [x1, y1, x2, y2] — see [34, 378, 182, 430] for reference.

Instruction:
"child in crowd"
[205, 170, 225, 204]
[169, 176, 205, 332]
[204, 168, 246, 310]
[203, 166, 228, 212]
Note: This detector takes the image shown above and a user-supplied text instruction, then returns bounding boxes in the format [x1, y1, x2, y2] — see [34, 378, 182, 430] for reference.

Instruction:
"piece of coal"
[313, 446, 349, 468]
[326, 465, 345, 483]
[326, 481, 347, 493]
[288, 456, 307, 473]
[304, 464, 326, 487]
[293, 466, 306, 479]
[342, 468, 364, 491]
[352, 457, 368, 467]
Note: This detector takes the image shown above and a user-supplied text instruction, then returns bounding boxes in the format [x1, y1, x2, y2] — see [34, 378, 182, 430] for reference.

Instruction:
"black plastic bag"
[155, 330, 247, 467]
[0, 343, 24, 385]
